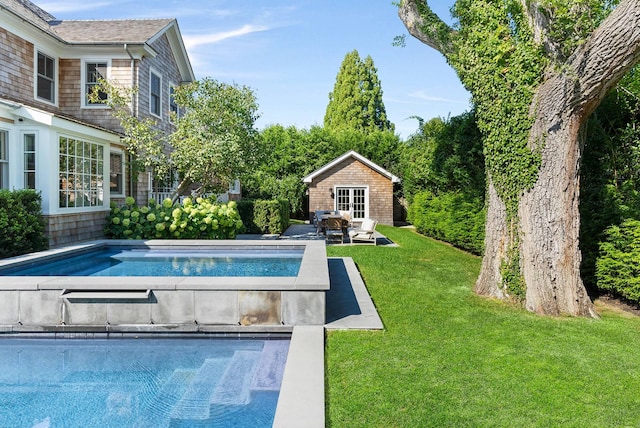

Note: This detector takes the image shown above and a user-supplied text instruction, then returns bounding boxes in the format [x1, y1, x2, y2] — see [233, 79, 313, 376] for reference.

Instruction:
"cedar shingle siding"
[305, 153, 398, 226]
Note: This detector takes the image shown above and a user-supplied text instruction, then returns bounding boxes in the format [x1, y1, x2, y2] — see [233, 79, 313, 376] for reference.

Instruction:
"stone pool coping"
[0, 239, 329, 291]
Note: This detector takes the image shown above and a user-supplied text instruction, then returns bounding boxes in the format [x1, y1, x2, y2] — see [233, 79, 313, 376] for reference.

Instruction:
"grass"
[325, 225, 640, 427]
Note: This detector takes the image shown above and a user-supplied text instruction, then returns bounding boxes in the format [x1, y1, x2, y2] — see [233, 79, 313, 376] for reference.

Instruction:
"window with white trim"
[110, 151, 124, 196]
[0, 131, 7, 189]
[84, 61, 109, 107]
[36, 51, 55, 103]
[23, 134, 36, 189]
[169, 85, 179, 120]
[150, 71, 162, 117]
[59, 136, 104, 208]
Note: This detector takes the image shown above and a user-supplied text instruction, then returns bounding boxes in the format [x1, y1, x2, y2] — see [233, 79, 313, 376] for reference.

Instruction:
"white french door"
[335, 186, 367, 220]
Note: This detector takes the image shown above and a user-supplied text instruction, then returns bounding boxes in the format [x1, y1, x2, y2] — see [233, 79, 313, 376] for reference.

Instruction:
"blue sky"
[39, 1, 471, 139]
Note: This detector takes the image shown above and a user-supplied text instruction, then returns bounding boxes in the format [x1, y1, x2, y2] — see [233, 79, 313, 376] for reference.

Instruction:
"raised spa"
[0, 239, 329, 332]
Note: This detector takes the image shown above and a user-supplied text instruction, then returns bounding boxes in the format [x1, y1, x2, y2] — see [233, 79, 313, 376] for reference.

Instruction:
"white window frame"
[23, 133, 36, 190]
[34, 49, 57, 105]
[334, 185, 369, 221]
[109, 150, 125, 197]
[149, 69, 162, 118]
[58, 135, 106, 210]
[82, 59, 111, 108]
[169, 84, 179, 123]
[0, 130, 8, 190]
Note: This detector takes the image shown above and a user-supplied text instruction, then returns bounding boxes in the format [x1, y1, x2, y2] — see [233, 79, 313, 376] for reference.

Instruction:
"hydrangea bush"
[106, 196, 243, 240]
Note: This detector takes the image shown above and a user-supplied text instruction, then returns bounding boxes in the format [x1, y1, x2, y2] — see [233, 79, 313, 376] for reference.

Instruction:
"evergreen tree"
[324, 50, 393, 132]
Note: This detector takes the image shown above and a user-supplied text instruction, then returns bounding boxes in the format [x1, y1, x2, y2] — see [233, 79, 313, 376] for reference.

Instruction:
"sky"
[38, 0, 471, 139]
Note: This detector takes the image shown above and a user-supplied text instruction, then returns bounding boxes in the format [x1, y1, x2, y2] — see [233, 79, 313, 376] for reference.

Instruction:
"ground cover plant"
[325, 225, 640, 427]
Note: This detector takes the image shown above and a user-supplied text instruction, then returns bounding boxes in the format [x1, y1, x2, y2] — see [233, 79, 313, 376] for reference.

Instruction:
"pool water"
[2, 248, 303, 277]
[0, 337, 289, 428]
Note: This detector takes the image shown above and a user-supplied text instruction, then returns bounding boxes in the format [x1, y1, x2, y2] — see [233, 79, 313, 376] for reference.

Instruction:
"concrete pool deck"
[274, 256, 383, 427]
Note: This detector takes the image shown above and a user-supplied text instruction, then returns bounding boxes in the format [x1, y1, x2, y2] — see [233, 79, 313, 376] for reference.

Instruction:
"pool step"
[210, 350, 261, 406]
[170, 358, 228, 420]
[134, 368, 196, 427]
[250, 340, 290, 391]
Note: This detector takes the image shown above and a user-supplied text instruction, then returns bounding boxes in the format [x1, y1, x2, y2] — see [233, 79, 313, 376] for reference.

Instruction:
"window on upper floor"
[169, 85, 179, 121]
[0, 130, 8, 190]
[36, 51, 56, 104]
[84, 61, 109, 107]
[150, 71, 162, 117]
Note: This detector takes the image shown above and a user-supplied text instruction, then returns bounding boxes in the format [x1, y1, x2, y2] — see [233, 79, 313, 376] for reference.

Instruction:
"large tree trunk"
[400, 0, 640, 316]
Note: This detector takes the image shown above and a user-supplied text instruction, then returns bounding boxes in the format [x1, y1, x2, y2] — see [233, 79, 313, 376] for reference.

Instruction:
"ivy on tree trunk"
[399, 0, 640, 316]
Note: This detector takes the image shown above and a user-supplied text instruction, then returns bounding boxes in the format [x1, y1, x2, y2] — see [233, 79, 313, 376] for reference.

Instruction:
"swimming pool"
[0, 336, 289, 428]
[2, 248, 303, 277]
[0, 240, 330, 331]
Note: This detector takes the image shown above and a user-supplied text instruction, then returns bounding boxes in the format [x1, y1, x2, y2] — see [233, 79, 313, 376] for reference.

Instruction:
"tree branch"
[398, 0, 456, 57]
[570, 0, 640, 117]
[519, 0, 560, 59]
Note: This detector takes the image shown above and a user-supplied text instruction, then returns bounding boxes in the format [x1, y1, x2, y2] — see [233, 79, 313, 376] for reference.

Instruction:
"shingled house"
[303, 150, 400, 226]
[0, 0, 195, 246]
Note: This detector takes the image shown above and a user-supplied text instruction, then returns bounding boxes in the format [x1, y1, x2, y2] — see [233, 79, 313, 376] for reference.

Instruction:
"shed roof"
[302, 150, 400, 184]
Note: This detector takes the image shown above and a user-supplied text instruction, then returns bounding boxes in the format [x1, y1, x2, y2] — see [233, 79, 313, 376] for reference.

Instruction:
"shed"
[302, 150, 400, 226]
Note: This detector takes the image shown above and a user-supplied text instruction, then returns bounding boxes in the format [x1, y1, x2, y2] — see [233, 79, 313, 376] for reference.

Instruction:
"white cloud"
[183, 24, 270, 49]
[407, 90, 468, 104]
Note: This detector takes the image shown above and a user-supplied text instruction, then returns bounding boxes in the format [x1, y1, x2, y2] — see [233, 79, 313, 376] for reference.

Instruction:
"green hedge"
[408, 190, 485, 255]
[237, 199, 290, 234]
[106, 197, 243, 240]
[0, 189, 47, 258]
[596, 219, 640, 304]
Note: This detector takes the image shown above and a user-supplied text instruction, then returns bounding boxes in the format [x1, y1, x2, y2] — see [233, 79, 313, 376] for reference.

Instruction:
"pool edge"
[273, 325, 325, 428]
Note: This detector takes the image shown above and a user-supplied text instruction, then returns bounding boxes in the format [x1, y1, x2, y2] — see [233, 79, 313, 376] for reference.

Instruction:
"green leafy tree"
[399, 0, 640, 316]
[324, 50, 394, 132]
[170, 78, 261, 199]
[93, 78, 260, 202]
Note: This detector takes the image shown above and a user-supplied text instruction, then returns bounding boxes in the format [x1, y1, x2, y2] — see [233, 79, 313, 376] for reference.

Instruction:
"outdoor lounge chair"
[348, 218, 378, 245]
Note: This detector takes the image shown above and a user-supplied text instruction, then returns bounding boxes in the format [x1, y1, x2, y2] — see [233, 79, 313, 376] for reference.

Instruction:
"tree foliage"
[93, 78, 260, 201]
[324, 50, 394, 133]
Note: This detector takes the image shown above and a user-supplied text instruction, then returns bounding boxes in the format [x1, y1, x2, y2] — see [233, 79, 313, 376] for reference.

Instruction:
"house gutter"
[124, 43, 137, 200]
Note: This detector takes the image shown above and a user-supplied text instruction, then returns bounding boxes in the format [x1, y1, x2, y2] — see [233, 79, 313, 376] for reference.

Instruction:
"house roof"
[302, 150, 401, 184]
[50, 19, 175, 44]
[0, 0, 195, 82]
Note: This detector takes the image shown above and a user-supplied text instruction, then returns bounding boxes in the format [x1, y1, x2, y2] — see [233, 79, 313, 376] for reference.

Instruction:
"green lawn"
[325, 225, 640, 427]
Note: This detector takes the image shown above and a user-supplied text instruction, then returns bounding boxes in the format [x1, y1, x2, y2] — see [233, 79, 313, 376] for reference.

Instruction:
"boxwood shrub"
[106, 197, 243, 240]
[0, 189, 47, 258]
[596, 219, 640, 304]
[237, 199, 290, 234]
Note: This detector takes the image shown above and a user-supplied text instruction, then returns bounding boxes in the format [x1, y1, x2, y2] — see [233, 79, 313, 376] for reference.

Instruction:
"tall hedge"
[408, 190, 485, 255]
[237, 199, 290, 234]
[596, 219, 640, 304]
[0, 189, 47, 258]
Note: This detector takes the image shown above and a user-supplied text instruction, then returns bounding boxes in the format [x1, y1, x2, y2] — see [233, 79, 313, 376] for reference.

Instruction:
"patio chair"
[348, 218, 378, 245]
[325, 217, 344, 244]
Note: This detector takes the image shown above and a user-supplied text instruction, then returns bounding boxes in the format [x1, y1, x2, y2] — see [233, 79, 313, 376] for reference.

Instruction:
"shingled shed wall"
[307, 157, 395, 226]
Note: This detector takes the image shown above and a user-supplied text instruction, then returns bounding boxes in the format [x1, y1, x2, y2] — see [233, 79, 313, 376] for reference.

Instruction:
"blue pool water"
[0, 337, 290, 428]
[2, 248, 303, 277]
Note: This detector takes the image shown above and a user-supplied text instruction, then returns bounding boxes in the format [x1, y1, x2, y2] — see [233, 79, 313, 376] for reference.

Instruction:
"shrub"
[596, 219, 640, 303]
[0, 189, 47, 258]
[408, 190, 485, 255]
[237, 199, 290, 234]
[105, 197, 243, 240]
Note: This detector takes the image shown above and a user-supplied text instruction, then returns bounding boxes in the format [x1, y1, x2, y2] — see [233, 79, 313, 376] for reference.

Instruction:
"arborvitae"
[324, 50, 393, 133]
